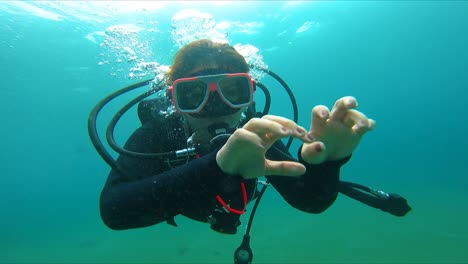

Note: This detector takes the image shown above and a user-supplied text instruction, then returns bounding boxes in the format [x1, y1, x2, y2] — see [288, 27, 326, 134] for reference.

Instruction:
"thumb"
[265, 160, 306, 177]
[301, 141, 327, 165]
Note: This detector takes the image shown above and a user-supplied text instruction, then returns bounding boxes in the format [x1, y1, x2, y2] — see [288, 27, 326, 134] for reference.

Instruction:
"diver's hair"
[167, 39, 249, 83]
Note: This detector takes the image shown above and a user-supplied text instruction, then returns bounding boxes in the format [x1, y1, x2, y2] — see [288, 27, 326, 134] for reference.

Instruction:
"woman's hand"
[216, 115, 313, 179]
[300, 96, 375, 164]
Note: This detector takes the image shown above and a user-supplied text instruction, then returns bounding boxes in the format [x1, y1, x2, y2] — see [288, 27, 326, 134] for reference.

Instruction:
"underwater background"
[1, 1, 467, 263]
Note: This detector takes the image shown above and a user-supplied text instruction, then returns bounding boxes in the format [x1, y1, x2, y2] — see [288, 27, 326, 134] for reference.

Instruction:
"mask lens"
[218, 76, 251, 106]
[175, 80, 208, 110]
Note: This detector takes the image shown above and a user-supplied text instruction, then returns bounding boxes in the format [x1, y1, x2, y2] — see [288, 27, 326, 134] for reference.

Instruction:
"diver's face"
[183, 109, 243, 132]
[176, 67, 249, 131]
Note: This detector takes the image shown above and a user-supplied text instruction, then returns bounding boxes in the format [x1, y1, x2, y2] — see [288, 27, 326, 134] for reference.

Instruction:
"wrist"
[215, 149, 242, 193]
[216, 146, 235, 175]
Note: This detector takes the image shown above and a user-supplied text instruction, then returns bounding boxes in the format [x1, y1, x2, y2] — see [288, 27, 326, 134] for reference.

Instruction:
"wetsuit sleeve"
[266, 141, 351, 213]
[99, 124, 232, 230]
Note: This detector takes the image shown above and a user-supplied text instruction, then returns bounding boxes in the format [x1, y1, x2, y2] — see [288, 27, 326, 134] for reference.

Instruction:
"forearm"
[267, 143, 351, 213]
[100, 151, 224, 230]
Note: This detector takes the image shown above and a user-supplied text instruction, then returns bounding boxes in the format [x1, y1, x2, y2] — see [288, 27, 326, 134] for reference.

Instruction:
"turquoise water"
[1, 1, 467, 263]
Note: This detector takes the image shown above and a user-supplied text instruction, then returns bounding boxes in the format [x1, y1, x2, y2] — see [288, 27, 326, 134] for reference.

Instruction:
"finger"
[300, 141, 327, 165]
[261, 115, 300, 131]
[242, 118, 299, 148]
[311, 105, 330, 132]
[230, 128, 265, 149]
[329, 96, 357, 122]
[243, 117, 289, 138]
[265, 160, 306, 177]
[232, 126, 290, 154]
[342, 109, 368, 128]
[261, 115, 313, 143]
[352, 118, 376, 136]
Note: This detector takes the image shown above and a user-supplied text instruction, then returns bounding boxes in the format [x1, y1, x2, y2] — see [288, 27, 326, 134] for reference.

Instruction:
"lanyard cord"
[215, 182, 247, 215]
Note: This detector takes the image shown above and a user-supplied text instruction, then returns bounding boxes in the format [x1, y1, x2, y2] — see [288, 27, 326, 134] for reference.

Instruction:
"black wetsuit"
[99, 114, 350, 232]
